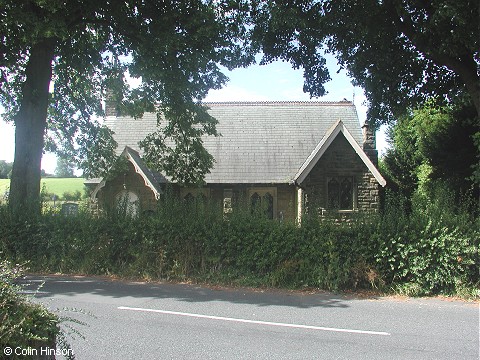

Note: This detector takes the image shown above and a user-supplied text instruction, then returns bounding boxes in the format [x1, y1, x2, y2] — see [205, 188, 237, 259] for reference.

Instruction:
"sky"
[0, 54, 388, 175]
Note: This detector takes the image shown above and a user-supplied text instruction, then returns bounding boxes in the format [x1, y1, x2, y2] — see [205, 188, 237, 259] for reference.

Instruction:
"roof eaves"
[90, 179, 106, 201]
[293, 119, 343, 184]
[341, 128, 386, 187]
[293, 120, 386, 187]
[202, 100, 354, 107]
[123, 146, 163, 199]
[89, 147, 164, 201]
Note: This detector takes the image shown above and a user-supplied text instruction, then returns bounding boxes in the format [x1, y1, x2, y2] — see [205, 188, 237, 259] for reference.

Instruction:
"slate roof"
[106, 101, 364, 184]
[294, 119, 386, 186]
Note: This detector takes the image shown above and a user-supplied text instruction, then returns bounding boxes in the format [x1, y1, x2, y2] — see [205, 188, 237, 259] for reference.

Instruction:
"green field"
[0, 178, 85, 197]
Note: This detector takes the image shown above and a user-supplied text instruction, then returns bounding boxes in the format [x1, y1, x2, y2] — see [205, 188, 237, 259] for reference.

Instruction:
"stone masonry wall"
[207, 183, 296, 221]
[302, 133, 380, 213]
[98, 162, 157, 212]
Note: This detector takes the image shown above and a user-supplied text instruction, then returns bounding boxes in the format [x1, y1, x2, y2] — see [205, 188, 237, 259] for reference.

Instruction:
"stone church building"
[87, 100, 385, 221]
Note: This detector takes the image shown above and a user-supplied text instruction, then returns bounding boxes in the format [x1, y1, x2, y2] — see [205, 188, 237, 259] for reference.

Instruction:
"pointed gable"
[108, 101, 369, 184]
[293, 120, 386, 186]
[90, 146, 165, 200]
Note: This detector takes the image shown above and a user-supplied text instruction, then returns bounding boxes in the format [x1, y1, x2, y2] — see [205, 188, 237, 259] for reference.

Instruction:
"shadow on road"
[19, 275, 365, 309]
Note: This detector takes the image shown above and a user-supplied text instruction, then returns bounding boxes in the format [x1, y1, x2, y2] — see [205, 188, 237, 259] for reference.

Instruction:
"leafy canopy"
[0, 0, 255, 183]
[382, 100, 478, 202]
[250, 0, 480, 125]
[2, 0, 478, 191]
[55, 157, 75, 178]
[0, 161, 13, 179]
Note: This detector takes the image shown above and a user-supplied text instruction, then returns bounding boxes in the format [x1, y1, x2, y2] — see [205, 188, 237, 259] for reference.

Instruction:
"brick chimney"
[362, 122, 378, 166]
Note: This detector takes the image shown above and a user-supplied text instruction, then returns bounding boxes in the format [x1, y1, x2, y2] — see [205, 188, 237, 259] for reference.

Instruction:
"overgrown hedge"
[0, 260, 59, 359]
[0, 189, 478, 297]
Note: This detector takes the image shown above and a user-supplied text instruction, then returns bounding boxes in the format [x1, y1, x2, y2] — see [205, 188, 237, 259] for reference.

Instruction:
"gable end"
[293, 120, 386, 187]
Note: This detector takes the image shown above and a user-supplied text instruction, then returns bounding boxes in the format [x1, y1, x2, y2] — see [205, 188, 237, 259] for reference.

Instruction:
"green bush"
[0, 260, 59, 358]
[62, 191, 83, 202]
[374, 186, 479, 295]
[0, 185, 478, 297]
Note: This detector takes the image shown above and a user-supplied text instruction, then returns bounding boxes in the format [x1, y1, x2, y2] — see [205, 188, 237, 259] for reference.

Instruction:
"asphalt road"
[16, 275, 480, 360]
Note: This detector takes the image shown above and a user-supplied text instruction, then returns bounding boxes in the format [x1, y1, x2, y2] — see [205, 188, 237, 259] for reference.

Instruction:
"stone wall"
[204, 183, 297, 222]
[94, 132, 381, 218]
[97, 162, 157, 213]
[302, 132, 380, 214]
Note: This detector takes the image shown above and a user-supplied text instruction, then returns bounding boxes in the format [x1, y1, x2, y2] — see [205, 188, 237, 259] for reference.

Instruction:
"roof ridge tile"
[202, 100, 353, 106]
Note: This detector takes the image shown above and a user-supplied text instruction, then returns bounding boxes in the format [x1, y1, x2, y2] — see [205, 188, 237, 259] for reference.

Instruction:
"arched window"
[115, 190, 139, 217]
[263, 192, 274, 219]
[180, 188, 210, 206]
[249, 191, 275, 219]
[327, 178, 340, 209]
[250, 192, 261, 214]
[327, 177, 354, 210]
[340, 178, 353, 209]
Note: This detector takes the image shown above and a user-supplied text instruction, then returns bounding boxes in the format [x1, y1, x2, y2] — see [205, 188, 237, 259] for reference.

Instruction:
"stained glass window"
[251, 192, 261, 214]
[340, 178, 353, 209]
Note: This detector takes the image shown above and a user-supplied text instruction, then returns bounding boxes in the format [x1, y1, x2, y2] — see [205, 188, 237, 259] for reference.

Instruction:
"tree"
[0, 0, 254, 213]
[249, 0, 479, 124]
[0, 160, 13, 179]
[55, 158, 75, 178]
[382, 101, 478, 204]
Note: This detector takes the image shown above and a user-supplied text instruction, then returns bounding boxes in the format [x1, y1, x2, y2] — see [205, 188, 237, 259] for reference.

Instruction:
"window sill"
[320, 208, 358, 214]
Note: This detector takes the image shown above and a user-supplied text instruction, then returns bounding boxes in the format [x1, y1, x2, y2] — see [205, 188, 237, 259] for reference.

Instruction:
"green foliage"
[0, 160, 13, 179]
[1, 185, 477, 297]
[0, 260, 60, 357]
[103, 156, 130, 182]
[62, 191, 82, 202]
[471, 129, 480, 185]
[373, 185, 479, 295]
[139, 104, 217, 185]
[55, 158, 76, 178]
[1, 0, 256, 211]
[382, 101, 479, 206]
[250, 1, 480, 124]
[36, 179, 86, 207]
[0, 180, 8, 205]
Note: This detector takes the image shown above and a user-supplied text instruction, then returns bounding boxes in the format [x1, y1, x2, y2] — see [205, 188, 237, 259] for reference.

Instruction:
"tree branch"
[387, 1, 480, 114]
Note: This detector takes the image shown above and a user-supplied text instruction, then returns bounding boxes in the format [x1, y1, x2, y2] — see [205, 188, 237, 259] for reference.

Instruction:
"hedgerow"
[0, 187, 478, 297]
[0, 260, 59, 359]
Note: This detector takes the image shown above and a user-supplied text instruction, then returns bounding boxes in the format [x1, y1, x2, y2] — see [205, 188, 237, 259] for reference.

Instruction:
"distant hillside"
[0, 179, 8, 197]
[0, 178, 85, 198]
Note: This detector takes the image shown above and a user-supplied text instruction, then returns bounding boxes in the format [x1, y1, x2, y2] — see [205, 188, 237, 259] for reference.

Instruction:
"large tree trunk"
[9, 38, 56, 214]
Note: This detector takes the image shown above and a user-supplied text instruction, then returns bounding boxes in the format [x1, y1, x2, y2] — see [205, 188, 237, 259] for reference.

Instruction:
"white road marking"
[18, 290, 49, 295]
[118, 306, 390, 336]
